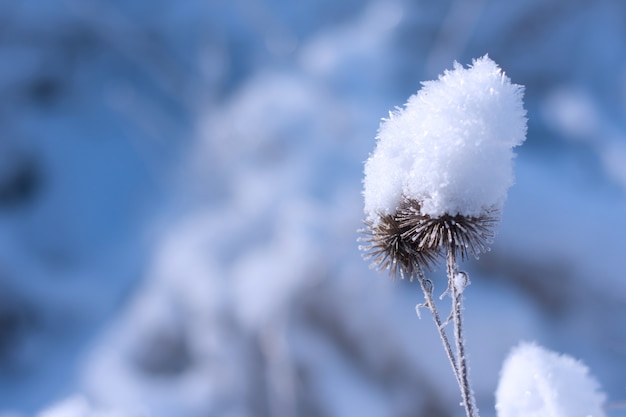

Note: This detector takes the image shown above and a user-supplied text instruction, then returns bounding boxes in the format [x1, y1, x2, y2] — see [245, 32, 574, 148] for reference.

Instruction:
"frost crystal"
[363, 55, 527, 220]
[495, 342, 607, 417]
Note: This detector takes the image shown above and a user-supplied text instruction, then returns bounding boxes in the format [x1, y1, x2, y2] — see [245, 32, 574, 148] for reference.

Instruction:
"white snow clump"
[363, 55, 527, 219]
[495, 342, 607, 417]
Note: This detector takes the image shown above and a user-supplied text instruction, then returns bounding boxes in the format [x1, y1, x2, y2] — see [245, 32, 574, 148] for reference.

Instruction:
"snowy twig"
[446, 246, 478, 417]
[414, 264, 459, 384]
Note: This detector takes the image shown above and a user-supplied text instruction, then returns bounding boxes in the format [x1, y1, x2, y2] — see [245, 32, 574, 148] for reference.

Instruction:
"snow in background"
[1, 1, 626, 416]
[495, 342, 606, 417]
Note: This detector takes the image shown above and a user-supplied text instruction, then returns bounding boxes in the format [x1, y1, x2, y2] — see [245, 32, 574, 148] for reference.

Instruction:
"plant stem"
[446, 246, 478, 417]
[414, 264, 460, 387]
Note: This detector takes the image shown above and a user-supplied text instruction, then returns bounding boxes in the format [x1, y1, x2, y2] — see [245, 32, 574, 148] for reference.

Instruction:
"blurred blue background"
[1, 1, 626, 416]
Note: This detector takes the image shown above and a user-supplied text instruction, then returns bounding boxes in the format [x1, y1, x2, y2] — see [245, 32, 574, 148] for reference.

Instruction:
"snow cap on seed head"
[363, 55, 527, 221]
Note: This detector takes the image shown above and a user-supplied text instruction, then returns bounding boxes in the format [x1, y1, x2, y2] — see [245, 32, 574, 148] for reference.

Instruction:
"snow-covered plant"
[495, 342, 607, 417]
[360, 55, 527, 417]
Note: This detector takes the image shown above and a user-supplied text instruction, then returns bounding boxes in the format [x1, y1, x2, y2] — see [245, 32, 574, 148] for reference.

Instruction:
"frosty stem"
[414, 264, 460, 386]
[446, 246, 478, 417]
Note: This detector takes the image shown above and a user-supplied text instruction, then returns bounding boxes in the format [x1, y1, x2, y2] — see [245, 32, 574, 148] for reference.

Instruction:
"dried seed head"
[359, 212, 439, 279]
[360, 198, 499, 279]
[396, 199, 499, 261]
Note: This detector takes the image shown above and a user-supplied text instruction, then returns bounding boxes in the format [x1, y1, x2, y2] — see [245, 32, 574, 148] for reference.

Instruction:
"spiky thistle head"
[359, 198, 499, 279]
[396, 198, 499, 261]
[360, 56, 526, 279]
[359, 206, 439, 279]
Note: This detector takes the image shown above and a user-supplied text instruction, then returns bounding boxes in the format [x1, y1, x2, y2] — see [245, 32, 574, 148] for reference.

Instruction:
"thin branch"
[414, 263, 460, 386]
[447, 246, 479, 417]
